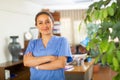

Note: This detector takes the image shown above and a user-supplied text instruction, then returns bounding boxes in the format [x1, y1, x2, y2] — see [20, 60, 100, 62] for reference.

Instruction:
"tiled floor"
[93, 66, 117, 80]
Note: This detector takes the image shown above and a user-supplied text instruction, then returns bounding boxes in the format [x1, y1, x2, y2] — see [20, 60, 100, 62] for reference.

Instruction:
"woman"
[23, 11, 73, 80]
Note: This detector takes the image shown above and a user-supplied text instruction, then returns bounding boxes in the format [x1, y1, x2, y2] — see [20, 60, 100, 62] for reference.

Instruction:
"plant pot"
[93, 64, 100, 73]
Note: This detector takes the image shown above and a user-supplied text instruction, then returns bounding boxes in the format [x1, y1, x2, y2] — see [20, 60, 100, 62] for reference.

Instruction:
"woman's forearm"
[23, 53, 57, 67]
[24, 56, 50, 67]
[36, 57, 67, 70]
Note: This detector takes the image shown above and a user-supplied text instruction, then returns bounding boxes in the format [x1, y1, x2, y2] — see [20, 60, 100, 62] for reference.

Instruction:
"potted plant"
[84, 23, 101, 73]
[84, 0, 120, 79]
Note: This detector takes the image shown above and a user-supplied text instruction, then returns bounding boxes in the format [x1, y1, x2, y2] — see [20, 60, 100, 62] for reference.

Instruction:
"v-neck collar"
[40, 36, 54, 49]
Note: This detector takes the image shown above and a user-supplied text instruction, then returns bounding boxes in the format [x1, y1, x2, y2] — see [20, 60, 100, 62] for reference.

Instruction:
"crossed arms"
[23, 53, 67, 70]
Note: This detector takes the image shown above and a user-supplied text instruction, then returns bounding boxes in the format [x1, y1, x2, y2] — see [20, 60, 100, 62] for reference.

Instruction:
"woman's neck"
[41, 34, 53, 48]
[42, 34, 53, 41]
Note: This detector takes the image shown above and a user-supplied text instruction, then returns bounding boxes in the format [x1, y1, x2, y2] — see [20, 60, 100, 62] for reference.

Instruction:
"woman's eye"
[38, 22, 42, 24]
[46, 21, 50, 23]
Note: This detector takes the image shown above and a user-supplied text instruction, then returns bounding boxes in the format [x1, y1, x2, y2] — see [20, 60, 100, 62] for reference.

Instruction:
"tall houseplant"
[85, 0, 120, 79]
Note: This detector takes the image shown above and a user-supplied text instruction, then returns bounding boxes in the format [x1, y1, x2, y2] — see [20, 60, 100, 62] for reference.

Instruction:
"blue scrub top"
[25, 36, 73, 80]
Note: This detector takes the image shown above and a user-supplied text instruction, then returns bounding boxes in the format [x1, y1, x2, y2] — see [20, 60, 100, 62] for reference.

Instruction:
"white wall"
[0, 0, 42, 63]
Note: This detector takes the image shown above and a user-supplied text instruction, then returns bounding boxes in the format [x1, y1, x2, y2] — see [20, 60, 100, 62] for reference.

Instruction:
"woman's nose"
[42, 23, 47, 27]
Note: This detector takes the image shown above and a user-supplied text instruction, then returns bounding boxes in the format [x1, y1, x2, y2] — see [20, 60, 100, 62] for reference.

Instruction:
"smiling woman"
[23, 11, 73, 80]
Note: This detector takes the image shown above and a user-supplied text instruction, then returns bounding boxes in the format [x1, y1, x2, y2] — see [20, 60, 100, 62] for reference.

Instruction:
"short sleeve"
[58, 37, 73, 63]
[24, 40, 34, 55]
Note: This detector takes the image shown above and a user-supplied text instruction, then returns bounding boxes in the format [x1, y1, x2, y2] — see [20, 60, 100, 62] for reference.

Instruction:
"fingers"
[28, 52, 32, 56]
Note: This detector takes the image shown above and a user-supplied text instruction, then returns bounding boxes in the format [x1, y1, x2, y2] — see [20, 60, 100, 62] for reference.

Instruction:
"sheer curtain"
[59, 9, 87, 45]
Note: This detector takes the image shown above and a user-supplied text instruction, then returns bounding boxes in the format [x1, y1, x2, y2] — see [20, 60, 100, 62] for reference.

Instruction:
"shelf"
[0, 60, 23, 68]
[53, 33, 61, 36]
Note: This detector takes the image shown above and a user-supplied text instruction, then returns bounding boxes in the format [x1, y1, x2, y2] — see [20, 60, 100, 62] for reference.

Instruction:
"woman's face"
[36, 14, 53, 35]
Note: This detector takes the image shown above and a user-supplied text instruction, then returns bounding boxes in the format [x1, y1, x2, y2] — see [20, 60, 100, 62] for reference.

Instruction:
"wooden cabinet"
[52, 11, 61, 36]
[51, 11, 60, 22]
[0, 60, 30, 80]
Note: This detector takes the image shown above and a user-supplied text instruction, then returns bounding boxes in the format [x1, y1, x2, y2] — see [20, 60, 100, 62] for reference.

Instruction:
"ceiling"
[0, 0, 101, 16]
[26, 0, 100, 10]
[28, 0, 99, 6]
[27, 0, 96, 5]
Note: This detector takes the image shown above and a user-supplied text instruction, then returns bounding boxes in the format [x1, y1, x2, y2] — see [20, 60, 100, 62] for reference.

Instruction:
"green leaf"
[101, 54, 107, 65]
[93, 10, 99, 20]
[98, 10, 104, 20]
[103, 8, 108, 18]
[106, 52, 113, 64]
[117, 0, 120, 5]
[86, 15, 92, 22]
[87, 7, 92, 14]
[116, 51, 120, 63]
[104, 0, 111, 6]
[87, 37, 100, 48]
[95, 1, 103, 9]
[95, 55, 100, 64]
[111, 22, 120, 39]
[111, 30, 117, 39]
[100, 40, 109, 53]
[112, 57, 119, 71]
[106, 42, 115, 64]
[106, 42, 116, 54]
[111, 2, 117, 10]
[107, 6, 114, 16]
[101, 21, 113, 28]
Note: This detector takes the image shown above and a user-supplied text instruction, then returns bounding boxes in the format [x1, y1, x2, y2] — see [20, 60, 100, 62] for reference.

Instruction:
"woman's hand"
[24, 52, 34, 60]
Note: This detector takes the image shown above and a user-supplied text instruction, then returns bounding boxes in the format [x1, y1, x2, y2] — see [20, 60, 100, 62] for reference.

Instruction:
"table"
[65, 59, 95, 80]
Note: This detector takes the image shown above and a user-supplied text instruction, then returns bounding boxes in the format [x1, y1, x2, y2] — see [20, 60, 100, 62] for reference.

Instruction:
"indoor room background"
[0, 0, 88, 63]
